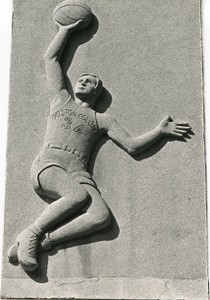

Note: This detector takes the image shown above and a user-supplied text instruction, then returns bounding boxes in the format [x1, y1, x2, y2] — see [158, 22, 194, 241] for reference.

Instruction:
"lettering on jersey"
[73, 124, 85, 135]
[62, 117, 72, 129]
[51, 108, 97, 132]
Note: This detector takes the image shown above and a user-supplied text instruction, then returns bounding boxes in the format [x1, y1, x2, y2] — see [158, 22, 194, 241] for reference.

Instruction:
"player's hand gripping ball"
[53, 0, 92, 29]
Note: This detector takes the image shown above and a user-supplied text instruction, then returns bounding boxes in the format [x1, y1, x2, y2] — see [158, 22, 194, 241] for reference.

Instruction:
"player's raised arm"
[43, 21, 83, 103]
[97, 114, 191, 156]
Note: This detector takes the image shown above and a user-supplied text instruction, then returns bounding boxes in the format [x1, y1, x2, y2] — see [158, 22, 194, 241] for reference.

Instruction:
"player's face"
[75, 76, 97, 99]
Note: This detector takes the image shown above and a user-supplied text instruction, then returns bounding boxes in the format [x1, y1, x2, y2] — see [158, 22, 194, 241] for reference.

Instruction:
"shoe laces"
[28, 234, 38, 257]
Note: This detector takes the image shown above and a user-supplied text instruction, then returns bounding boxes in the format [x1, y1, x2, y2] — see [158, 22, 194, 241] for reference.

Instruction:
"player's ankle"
[29, 224, 44, 237]
[40, 233, 52, 251]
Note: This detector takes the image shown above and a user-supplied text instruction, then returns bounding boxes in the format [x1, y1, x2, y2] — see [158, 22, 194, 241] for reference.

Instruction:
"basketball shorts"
[30, 144, 97, 196]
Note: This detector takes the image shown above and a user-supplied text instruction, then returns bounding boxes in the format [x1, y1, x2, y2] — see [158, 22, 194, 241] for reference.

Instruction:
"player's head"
[74, 74, 103, 104]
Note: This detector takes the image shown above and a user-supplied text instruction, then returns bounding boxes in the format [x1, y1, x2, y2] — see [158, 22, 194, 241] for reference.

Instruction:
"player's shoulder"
[96, 112, 116, 130]
[96, 112, 112, 122]
[50, 89, 72, 114]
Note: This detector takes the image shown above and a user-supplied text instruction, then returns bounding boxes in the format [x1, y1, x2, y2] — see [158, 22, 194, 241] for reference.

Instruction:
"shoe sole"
[19, 260, 38, 272]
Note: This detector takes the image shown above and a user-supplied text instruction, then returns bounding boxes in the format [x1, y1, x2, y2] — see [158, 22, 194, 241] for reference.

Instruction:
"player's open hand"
[55, 19, 84, 32]
[157, 115, 191, 138]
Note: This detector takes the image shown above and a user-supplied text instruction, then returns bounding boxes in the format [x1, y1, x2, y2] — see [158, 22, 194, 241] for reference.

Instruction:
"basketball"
[53, 0, 92, 29]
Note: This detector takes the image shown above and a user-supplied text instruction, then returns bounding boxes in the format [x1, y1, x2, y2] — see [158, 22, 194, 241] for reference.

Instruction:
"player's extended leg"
[41, 184, 111, 251]
[8, 166, 90, 271]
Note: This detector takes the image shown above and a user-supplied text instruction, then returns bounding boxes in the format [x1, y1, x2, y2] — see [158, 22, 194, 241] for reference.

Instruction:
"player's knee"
[74, 187, 89, 206]
[94, 208, 111, 229]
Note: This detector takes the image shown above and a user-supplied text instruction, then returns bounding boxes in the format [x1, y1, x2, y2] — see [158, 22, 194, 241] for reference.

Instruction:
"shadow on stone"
[133, 133, 194, 162]
[49, 210, 120, 254]
[88, 135, 109, 176]
[133, 138, 167, 162]
[26, 211, 119, 282]
[94, 87, 112, 113]
[25, 252, 49, 283]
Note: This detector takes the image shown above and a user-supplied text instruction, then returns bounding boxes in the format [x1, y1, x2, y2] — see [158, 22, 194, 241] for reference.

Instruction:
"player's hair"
[79, 74, 103, 98]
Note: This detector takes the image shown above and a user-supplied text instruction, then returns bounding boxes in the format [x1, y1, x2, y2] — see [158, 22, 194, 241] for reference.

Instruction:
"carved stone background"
[1, 0, 208, 299]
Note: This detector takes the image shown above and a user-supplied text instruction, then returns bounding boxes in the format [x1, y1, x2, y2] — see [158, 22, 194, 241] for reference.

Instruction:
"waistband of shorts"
[43, 142, 88, 166]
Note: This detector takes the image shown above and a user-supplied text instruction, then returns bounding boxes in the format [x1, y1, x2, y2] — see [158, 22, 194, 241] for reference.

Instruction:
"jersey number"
[62, 118, 85, 135]
[73, 124, 85, 135]
[62, 117, 72, 129]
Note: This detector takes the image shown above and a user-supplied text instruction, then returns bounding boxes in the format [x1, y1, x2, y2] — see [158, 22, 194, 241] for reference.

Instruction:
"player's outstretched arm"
[98, 114, 191, 156]
[43, 21, 82, 101]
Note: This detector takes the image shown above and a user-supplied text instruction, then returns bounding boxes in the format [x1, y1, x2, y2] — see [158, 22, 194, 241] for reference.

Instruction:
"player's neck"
[75, 97, 93, 109]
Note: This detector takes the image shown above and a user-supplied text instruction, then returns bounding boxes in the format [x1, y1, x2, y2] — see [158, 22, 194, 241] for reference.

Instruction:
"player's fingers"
[72, 19, 84, 27]
[174, 129, 187, 134]
[175, 122, 189, 126]
[176, 125, 191, 130]
[172, 132, 183, 137]
[63, 19, 83, 30]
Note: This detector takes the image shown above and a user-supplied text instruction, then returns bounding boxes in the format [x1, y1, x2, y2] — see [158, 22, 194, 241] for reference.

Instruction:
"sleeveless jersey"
[44, 98, 99, 163]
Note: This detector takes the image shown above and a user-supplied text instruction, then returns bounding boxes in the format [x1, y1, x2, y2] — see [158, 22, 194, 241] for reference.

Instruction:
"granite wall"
[1, 0, 208, 299]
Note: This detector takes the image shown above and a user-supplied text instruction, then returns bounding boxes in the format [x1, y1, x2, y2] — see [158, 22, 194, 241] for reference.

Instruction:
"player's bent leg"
[33, 166, 90, 231]
[8, 166, 90, 271]
[41, 184, 111, 251]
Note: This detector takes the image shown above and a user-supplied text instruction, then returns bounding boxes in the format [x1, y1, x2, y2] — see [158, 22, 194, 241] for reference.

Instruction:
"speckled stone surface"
[1, 0, 208, 299]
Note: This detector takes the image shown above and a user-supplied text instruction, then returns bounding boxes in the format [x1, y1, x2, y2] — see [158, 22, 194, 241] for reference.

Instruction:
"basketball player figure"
[8, 20, 191, 272]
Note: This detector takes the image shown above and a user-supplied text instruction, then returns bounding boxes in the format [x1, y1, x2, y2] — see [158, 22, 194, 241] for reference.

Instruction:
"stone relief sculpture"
[8, 0, 191, 272]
